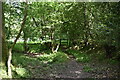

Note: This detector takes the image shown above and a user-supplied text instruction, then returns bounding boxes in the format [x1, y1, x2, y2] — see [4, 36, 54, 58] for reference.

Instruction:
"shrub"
[52, 52, 69, 63]
[37, 52, 69, 64]
[107, 59, 119, 64]
[28, 44, 49, 53]
[12, 44, 24, 51]
[12, 53, 38, 67]
[0, 63, 8, 78]
[76, 54, 90, 63]
[67, 49, 91, 63]
[28, 44, 40, 53]
[15, 67, 29, 78]
[83, 65, 93, 72]
[38, 53, 54, 63]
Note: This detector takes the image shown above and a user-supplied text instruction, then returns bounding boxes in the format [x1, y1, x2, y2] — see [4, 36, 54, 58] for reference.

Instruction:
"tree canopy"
[1, 2, 120, 78]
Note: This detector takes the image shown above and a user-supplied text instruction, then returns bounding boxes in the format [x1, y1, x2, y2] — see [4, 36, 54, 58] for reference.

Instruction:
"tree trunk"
[23, 30, 28, 54]
[32, 17, 39, 27]
[0, 1, 8, 66]
[51, 29, 60, 53]
[51, 32, 55, 53]
[0, 1, 2, 64]
[54, 43, 60, 53]
[7, 3, 28, 78]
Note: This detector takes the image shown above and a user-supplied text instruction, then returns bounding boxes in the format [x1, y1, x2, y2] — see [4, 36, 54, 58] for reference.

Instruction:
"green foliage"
[0, 63, 8, 78]
[3, 2, 120, 78]
[28, 44, 41, 53]
[12, 52, 68, 78]
[14, 67, 29, 78]
[89, 51, 119, 64]
[76, 54, 90, 63]
[52, 52, 69, 63]
[0, 69, 8, 78]
[97, 53, 106, 61]
[27, 42, 51, 53]
[83, 65, 93, 72]
[13, 44, 24, 51]
[5, 2, 120, 57]
[12, 53, 42, 78]
[67, 49, 91, 63]
[38, 53, 54, 63]
[12, 53, 39, 67]
[107, 59, 119, 65]
[37, 52, 69, 64]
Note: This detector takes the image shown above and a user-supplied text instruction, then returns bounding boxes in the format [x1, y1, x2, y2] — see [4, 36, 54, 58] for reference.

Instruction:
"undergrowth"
[67, 49, 91, 63]
[37, 52, 69, 64]
[83, 65, 94, 72]
[8, 43, 24, 52]
[0, 63, 8, 78]
[12, 51, 68, 78]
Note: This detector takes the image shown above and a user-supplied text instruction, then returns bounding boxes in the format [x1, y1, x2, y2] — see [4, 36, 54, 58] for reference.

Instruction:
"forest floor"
[25, 53, 120, 79]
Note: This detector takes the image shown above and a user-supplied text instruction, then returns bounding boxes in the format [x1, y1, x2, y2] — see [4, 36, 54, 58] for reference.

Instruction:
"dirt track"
[27, 55, 120, 79]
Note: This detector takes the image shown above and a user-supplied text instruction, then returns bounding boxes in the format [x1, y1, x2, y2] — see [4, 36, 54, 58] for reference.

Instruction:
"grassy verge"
[11, 51, 69, 78]
[67, 49, 91, 63]
[37, 52, 69, 64]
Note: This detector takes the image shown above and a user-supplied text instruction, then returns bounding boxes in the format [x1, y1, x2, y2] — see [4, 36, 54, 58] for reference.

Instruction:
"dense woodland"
[0, 1, 120, 79]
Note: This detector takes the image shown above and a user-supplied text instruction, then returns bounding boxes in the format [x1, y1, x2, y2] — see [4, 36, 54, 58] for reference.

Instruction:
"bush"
[0, 63, 8, 78]
[13, 44, 24, 52]
[83, 65, 93, 72]
[37, 52, 69, 64]
[52, 52, 69, 63]
[107, 59, 119, 64]
[38, 53, 54, 63]
[12, 53, 38, 67]
[14, 67, 29, 78]
[67, 49, 91, 63]
[76, 54, 91, 63]
[28, 43, 50, 53]
[12, 52, 68, 78]
[27, 44, 40, 53]
[12, 53, 41, 78]
[8, 42, 24, 52]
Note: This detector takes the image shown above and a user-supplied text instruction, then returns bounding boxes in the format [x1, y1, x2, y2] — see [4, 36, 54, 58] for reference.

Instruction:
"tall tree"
[0, 2, 8, 66]
[7, 2, 28, 78]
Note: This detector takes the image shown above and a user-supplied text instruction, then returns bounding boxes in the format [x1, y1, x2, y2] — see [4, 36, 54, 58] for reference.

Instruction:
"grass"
[67, 49, 91, 63]
[37, 52, 69, 64]
[12, 53, 39, 78]
[66, 48, 119, 65]
[8, 43, 24, 52]
[12, 67, 30, 78]
[28, 44, 42, 53]
[11, 51, 69, 78]
[12, 53, 40, 67]
[83, 65, 94, 72]
[0, 63, 8, 78]
[106, 58, 119, 64]
[13, 44, 24, 51]
[3, 41, 120, 78]
[52, 52, 69, 63]
[89, 50, 119, 64]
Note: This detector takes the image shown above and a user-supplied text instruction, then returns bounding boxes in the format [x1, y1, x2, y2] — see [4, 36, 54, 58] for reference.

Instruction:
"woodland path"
[26, 53, 120, 79]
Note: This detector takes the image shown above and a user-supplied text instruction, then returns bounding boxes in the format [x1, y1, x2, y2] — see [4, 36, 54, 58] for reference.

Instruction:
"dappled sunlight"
[1, 2, 120, 79]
